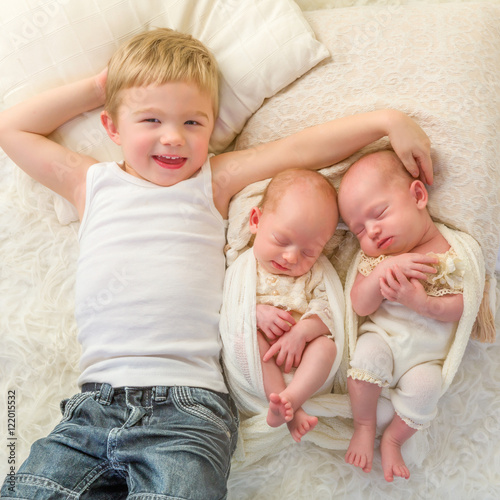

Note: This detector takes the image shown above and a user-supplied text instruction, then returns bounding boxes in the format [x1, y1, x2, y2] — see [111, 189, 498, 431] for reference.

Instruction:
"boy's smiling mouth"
[153, 155, 186, 169]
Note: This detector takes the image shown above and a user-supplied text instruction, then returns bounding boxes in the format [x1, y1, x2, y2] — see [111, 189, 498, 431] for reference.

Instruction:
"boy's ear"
[249, 207, 262, 234]
[410, 180, 428, 209]
[101, 110, 121, 145]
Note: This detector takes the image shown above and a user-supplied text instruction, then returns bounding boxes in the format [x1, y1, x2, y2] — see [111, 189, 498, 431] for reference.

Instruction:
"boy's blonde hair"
[105, 28, 219, 120]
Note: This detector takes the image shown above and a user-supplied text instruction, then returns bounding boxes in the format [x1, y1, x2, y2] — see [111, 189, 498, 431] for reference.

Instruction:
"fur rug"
[1, 1, 500, 499]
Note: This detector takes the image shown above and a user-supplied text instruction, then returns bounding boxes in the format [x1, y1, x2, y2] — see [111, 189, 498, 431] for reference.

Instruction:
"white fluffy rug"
[1, 1, 500, 499]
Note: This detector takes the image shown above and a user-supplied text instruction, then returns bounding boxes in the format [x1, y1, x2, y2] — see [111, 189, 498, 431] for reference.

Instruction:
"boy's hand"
[379, 265, 428, 312]
[256, 304, 295, 340]
[263, 322, 307, 373]
[387, 110, 433, 185]
[94, 68, 108, 104]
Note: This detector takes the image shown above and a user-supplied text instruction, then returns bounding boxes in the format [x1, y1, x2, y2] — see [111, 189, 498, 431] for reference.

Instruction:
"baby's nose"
[283, 248, 298, 264]
[365, 221, 380, 238]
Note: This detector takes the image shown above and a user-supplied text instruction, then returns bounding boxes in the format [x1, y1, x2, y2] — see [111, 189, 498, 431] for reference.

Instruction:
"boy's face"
[102, 81, 214, 186]
[340, 167, 427, 257]
[249, 188, 337, 277]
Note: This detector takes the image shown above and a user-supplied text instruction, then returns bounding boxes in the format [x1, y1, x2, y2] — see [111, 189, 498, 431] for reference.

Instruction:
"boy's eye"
[144, 118, 160, 123]
[185, 120, 199, 126]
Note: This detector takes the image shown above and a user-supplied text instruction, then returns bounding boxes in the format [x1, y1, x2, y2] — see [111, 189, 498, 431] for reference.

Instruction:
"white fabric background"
[0, 1, 499, 499]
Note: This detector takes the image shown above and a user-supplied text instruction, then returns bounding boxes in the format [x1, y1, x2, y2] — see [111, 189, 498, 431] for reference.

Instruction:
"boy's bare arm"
[211, 109, 432, 214]
[0, 71, 107, 217]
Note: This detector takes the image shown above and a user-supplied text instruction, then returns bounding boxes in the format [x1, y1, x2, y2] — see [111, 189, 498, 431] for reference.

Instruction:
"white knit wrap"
[220, 248, 353, 465]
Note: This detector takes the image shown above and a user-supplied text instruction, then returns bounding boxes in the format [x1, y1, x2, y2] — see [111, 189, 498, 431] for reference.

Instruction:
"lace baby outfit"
[348, 249, 464, 430]
[256, 260, 336, 339]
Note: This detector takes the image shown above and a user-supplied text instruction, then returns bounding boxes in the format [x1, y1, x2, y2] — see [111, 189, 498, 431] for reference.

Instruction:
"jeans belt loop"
[97, 383, 114, 405]
[153, 386, 168, 402]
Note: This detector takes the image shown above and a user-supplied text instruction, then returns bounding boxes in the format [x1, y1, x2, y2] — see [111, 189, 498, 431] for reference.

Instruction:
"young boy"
[0, 27, 432, 499]
[249, 169, 338, 442]
[338, 150, 464, 482]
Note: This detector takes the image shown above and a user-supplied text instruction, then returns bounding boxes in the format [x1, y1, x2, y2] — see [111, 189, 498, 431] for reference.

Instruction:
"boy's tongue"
[154, 155, 185, 168]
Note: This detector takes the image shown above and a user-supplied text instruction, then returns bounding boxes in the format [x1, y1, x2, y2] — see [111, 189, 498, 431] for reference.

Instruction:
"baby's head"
[338, 150, 431, 257]
[105, 28, 219, 121]
[249, 169, 338, 277]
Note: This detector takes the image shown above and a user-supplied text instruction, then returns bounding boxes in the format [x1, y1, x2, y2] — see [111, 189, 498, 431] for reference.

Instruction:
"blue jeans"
[1, 384, 239, 499]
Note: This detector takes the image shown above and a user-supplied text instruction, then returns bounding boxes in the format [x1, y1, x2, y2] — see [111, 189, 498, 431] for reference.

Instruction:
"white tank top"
[75, 157, 227, 392]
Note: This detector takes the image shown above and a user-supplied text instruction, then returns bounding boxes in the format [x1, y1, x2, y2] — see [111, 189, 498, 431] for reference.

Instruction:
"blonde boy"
[0, 28, 432, 499]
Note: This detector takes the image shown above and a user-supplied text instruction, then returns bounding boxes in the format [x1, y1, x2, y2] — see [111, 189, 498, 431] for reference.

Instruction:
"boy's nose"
[160, 127, 184, 146]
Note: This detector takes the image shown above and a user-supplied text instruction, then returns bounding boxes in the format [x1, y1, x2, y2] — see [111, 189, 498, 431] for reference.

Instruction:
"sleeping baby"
[338, 150, 466, 482]
[221, 168, 342, 443]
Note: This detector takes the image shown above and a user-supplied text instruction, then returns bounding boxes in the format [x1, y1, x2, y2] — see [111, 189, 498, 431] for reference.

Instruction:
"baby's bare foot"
[344, 424, 376, 473]
[380, 432, 410, 482]
[287, 407, 318, 443]
[267, 392, 293, 427]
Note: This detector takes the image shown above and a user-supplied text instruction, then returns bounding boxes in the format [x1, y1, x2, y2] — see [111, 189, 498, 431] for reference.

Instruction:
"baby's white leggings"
[349, 332, 442, 429]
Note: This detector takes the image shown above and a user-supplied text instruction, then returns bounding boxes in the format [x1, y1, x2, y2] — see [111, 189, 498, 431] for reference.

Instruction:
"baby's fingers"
[262, 342, 280, 362]
[385, 267, 401, 289]
[284, 354, 295, 374]
[277, 310, 296, 326]
[264, 328, 277, 341]
[380, 278, 397, 301]
[270, 320, 289, 337]
[393, 265, 413, 285]
[405, 266, 433, 281]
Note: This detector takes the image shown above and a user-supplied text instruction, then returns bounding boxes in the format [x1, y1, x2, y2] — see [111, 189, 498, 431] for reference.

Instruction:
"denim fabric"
[1, 384, 239, 500]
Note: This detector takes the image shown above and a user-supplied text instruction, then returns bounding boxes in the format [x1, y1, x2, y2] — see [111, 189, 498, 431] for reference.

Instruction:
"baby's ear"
[410, 180, 428, 209]
[249, 207, 262, 234]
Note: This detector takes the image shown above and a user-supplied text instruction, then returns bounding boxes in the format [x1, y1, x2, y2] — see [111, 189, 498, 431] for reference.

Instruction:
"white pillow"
[230, 3, 500, 278]
[0, 0, 328, 157]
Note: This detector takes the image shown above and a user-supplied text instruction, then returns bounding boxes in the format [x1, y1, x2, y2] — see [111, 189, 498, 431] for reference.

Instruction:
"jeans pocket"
[59, 393, 94, 423]
[172, 387, 237, 440]
[172, 387, 239, 477]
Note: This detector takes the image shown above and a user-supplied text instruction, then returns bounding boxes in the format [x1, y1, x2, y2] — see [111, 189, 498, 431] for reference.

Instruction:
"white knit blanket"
[220, 248, 353, 466]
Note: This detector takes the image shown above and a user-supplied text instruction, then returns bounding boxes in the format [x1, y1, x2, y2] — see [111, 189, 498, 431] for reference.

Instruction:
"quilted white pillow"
[231, 3, 500, 278]
[0, 0, 328, 157]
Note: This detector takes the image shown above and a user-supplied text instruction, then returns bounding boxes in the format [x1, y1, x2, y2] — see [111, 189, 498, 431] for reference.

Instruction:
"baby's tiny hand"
[263, 325, 306, 373]
[380, 265, 427, 312]
[385, 253, 437, 281]
[256, 304, 295, 340]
